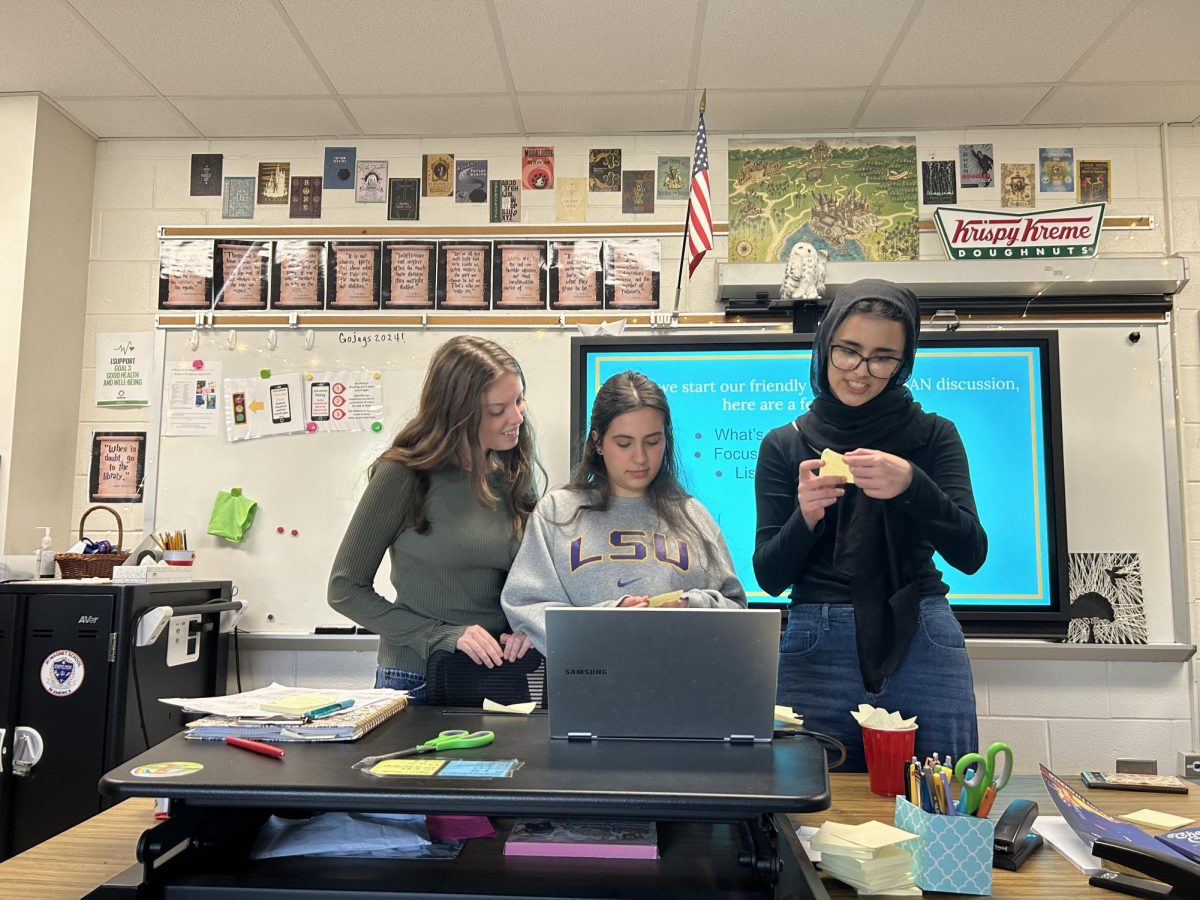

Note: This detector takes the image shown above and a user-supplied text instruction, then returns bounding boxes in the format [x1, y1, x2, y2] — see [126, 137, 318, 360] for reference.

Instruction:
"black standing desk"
[89, 707, 832, 899]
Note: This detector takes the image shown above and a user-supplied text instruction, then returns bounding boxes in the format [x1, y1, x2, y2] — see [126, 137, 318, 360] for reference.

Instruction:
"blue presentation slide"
[583, 345, 1051, 608]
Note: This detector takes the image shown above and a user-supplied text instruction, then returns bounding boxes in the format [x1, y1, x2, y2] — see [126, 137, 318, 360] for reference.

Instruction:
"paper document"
[160, 682, 403, 717]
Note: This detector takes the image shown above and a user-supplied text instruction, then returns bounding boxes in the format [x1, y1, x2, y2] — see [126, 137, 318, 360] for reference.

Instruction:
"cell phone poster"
[305, 370, 383, 433]
[89, 432, 146, 503]
[223, 373, 305, 442]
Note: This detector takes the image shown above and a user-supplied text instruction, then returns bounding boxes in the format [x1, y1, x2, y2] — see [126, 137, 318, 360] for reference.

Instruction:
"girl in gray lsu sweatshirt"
[502, 371, 746, 654]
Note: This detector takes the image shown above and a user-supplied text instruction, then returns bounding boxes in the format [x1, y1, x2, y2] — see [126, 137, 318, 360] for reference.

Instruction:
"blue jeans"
[777, 597, 978, 772]
[375, 666, 426, 704]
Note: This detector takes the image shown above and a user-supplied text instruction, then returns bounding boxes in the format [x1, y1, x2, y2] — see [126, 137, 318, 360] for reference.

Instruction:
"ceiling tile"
[281, 0, 508, 94]
[344, 95, 519, 136]
[169, 97, 355, 137]
[69, 0, 328, 95]
[54, 97, 197, 138]
[519, 92, 689, 134]
[699, 0, 910, 89]
[496, 0, 697, 92]
[1071, 0, 1200, 82]
[882, 0, 1128, 85]
[0, 0, 150, 96]
[860, 86, 1051, 128]
[700, 89, 865, 133]
[1028, 83, 1200, 125]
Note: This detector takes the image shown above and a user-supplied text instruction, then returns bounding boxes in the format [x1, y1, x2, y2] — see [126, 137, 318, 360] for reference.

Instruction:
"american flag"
[686, 111, 713, 276]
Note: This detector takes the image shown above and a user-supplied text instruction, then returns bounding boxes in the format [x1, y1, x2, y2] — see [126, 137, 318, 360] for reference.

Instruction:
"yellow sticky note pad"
[483, 698, 537, 715]
[820, 449, 854, 483]
[1119, 808, 1196, 830]
[774, 705, 803, 726]
[370, 758, 447, 776]
[647, 590, 684, 607]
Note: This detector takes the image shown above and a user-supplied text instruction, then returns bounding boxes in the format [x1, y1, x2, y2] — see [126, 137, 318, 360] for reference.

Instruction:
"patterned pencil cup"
[894, 796, 994, 895]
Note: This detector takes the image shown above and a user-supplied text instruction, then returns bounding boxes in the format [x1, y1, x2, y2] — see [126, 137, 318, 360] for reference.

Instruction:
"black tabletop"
[100, 707, 830, 820]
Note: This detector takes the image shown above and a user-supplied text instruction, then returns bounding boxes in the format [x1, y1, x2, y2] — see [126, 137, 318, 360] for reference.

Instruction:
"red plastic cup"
[861, 725, 918, 796]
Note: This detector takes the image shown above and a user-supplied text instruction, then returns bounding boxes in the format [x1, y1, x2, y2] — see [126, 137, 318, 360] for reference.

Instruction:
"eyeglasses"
[829, 344, 902, 379]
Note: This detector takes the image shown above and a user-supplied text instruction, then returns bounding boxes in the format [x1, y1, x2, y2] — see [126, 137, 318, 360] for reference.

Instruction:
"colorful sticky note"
[1119, 809, 1196, 829]
[437, 759, 518, 778]
[369, 758, 447, 776]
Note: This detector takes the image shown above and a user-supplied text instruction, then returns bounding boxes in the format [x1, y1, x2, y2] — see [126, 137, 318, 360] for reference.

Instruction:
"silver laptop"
[546, 607, 781, 743]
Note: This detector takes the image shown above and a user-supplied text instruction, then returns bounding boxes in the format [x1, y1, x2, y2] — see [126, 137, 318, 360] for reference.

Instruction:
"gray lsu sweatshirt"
[501, 488, 747, 653]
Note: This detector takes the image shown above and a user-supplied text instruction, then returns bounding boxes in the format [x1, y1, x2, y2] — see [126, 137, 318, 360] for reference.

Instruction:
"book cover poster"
[728, 137, 918, 262]
[621, 170, 655, 214]
[190, 153, 222, 196]
[555, 177, 587, 222]
[958, 144, 994, 188]
[1078, 160, 1111, 202]
[522, 145, 554, 190]
[1039, 147, 1074, 193]
[490, 179, 521, 223]
[656, 156, 689, 200]
[604, 238, 660, 308]
[290, 176, 322, 218]
[90, 431, 146, 503]
[455, 159, 489, 203]
[921, 160, 956, 206]
[1000, 163, 1034, 208]
[1067, 552, 1145, 644]
[158, 239, 213, 309]
[387, 178, 421, 221]
[257, 162, 290, 204]
[423, 154, 455, 197]
[324, 146, 356, 189]
[355, 160, 388, 203]
[589, 148, 621, 192]
[222, 176, 256, 219]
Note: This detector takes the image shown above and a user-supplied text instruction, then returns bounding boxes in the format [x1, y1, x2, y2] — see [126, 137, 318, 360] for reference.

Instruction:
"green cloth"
[208, 487, 258, 543]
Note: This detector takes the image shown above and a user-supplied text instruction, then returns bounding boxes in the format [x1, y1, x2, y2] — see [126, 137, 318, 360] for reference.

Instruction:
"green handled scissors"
[954, 741, 1014, 814]
[390, 729, 495, 760]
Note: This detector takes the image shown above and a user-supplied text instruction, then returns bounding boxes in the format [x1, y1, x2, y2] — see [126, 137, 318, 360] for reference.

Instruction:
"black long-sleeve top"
[753, 416, 987, 603]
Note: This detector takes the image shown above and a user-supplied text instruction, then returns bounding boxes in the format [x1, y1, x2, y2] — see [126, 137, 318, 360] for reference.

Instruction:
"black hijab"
[796, 279, 935, 693]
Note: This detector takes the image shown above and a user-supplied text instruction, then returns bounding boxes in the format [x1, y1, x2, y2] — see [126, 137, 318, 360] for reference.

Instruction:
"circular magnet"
[260, 369, 271, 379]
[192, 359, 204, 369]
[306, 421, 318, 432]
[372, 421, 383, 432]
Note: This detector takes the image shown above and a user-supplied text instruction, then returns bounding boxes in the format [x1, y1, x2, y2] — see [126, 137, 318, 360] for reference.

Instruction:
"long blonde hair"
[375, 336, 541, 535]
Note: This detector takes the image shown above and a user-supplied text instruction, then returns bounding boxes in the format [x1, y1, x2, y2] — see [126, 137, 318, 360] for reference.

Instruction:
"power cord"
[774, 728, 848, 770]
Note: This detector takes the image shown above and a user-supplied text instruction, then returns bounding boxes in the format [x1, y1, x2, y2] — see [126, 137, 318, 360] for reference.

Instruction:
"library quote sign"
[934, 202, 1104, 260]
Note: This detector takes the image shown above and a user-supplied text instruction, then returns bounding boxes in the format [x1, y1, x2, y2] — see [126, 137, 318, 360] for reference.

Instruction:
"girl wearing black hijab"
[753, 278, 986, 771]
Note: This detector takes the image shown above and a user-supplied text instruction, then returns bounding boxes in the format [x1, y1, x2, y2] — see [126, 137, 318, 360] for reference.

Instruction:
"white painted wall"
[45, 125, 1200, 774]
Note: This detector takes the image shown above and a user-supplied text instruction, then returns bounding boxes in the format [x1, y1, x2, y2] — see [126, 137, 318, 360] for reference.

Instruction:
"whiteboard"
[147, 321, 1181, 640]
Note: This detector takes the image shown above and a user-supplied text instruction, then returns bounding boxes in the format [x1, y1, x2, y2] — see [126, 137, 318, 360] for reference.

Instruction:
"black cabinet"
[0, 580, 231, 858]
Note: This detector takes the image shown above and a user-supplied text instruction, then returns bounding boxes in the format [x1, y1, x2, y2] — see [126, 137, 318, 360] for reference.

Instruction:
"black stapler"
[992, 798, 1042, 871]
[1089, 838, 1200, 898]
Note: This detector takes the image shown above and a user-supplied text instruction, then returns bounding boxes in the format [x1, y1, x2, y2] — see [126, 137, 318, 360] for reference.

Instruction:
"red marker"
[225, 736, 285, 758]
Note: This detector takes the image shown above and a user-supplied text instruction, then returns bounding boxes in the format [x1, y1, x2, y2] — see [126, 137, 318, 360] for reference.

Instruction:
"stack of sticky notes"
[810, 820, 921, 896]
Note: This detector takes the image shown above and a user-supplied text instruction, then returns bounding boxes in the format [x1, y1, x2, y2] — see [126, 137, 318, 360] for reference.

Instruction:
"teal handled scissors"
[954, 741, 1014, 814]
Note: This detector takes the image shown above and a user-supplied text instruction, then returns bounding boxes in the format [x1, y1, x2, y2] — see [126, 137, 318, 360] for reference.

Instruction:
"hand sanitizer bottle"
[35, 527, 56, 578]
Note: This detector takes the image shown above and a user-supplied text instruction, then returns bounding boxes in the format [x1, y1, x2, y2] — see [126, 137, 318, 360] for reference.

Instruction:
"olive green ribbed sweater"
[327, 461, 517, 673]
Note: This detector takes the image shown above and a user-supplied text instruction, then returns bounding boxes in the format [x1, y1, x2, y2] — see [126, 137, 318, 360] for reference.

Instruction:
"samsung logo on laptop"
[564, 668, 608, 676]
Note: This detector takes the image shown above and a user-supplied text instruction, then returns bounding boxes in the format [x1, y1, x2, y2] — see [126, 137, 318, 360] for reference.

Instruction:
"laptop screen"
[546, 608, 780, 742]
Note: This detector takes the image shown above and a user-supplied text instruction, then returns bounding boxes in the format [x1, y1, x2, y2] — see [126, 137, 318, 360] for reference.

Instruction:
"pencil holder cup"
[162, 550, 195, 566]
[894, 796, 994, 895]
[862, 724, 917, 796]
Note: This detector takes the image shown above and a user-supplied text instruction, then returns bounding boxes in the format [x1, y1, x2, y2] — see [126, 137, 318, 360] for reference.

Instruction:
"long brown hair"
[566, 370, 718, 564]
[374, 336, 541, 535]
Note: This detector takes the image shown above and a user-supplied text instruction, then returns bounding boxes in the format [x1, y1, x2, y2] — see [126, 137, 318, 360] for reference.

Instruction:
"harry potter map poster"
[1039, 147, 1074, 193]
[728, 137, 918, 263]
[1000, 163, 1034, 208]
[90, 432, 146, 503]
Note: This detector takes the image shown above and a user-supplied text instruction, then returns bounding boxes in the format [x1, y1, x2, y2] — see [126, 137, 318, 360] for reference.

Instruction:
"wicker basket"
[54, 505, 131, 578]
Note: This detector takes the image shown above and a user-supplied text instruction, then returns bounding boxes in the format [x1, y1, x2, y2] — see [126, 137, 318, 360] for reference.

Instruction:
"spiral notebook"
[184, 695, 408, 742]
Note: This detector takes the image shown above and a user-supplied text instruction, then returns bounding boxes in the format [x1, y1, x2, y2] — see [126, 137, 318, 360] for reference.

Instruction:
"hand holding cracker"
[820, 448, 854, 483]
[647, 589, 685, 608]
